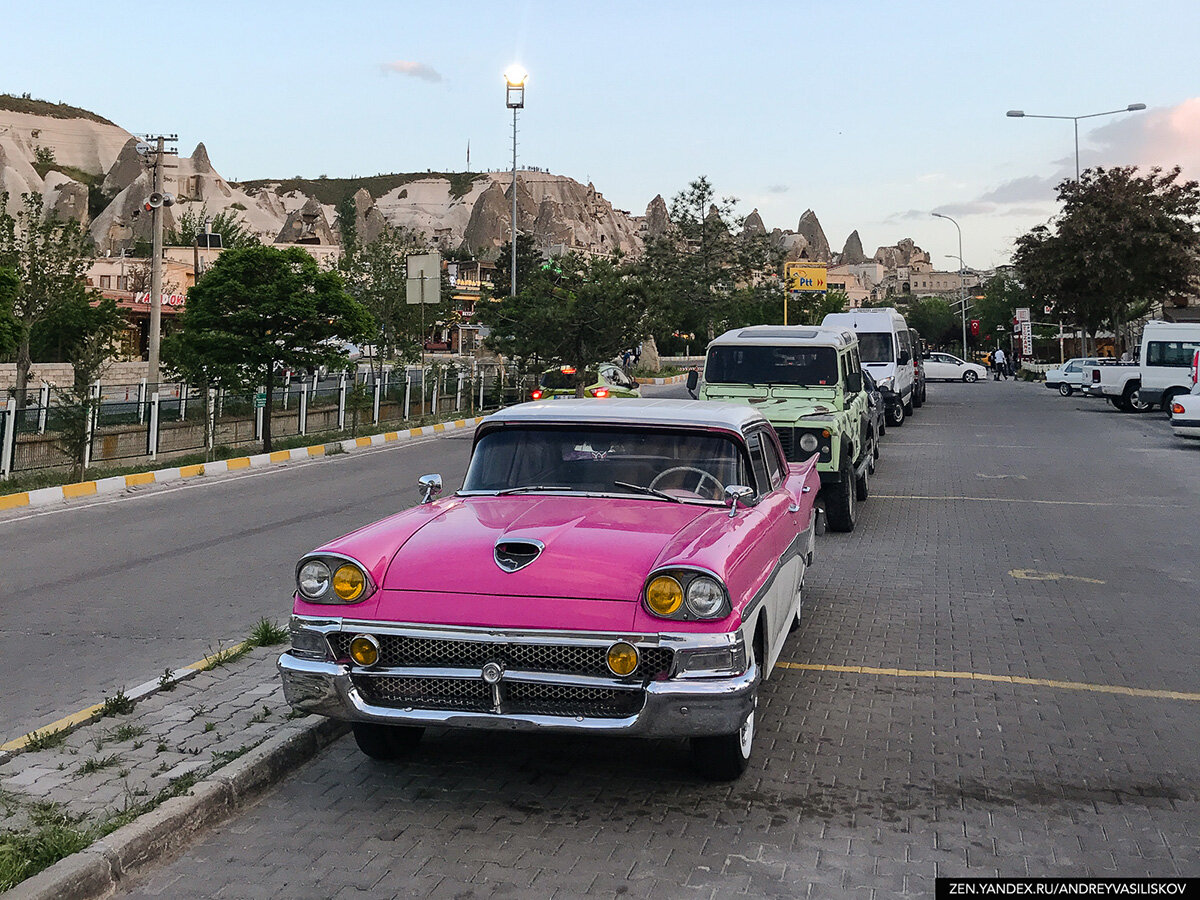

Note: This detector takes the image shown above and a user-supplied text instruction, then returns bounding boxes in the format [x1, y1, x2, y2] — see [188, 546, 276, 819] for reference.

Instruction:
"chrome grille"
[775, 428, 795, 459]
[328, 633, 673, 679]
[352, 675, 644, 719]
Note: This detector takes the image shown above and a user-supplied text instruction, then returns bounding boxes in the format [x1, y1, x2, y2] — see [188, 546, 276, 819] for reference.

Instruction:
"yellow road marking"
[776, 662, 1200, 701]
[125, 472, 155, 486]
[1009, 568, 1105, 585]
[0, 492, 30, 510]
[269, 450, 291, 463]
[306, 445, 325, 457]
[179, 464, 204, 478]
[433, 423, 445, 432]
[409, 427, 422, 437]
[62, 481, 97, 499]
[226, 457, 251, 470]
[355, 437, 372, 447]
[872, 494, 1141, 507]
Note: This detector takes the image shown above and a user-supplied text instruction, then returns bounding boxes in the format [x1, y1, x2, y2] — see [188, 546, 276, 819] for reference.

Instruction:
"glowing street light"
[1006, 103, 1146, 181]
[505, 67, 528, 298]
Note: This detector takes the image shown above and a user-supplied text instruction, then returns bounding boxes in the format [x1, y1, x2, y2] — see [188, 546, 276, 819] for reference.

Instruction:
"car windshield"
[462, 425, 750, 502]
[705, 345, 838, 386]
[856, 333, 895, 363]
[541, 369, 597, 389]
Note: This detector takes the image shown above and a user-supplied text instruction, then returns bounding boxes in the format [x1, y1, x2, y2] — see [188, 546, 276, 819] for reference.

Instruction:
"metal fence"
[1, 364, 532, 481]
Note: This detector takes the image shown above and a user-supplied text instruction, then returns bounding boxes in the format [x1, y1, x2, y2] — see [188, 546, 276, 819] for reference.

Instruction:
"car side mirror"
[724, 484, 753, 518]
[686, 370, 699, 399]
[846, 372, 862, 394]
[898, 351, 911, 365]
[418, 473, 442, 504]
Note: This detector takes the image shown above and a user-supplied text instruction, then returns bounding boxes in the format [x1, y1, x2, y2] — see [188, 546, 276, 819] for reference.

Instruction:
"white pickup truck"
[1082, 321, 1200, 413]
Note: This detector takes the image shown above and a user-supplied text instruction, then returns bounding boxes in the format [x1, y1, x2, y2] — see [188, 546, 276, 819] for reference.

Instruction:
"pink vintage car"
[278, 399, 820, 779]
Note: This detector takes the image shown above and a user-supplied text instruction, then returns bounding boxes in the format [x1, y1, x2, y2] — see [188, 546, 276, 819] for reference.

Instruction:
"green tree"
[164, 245, 371, 451]
[0, 193, 101, 406]
[904, 297, 958, 348]
[641, 176, 782, 343]
[477, 252, 647, 395]
[492, 233, 542, 297]
[334, 194, 358, 253]
[0, 267, 19, 357]
[29, 293, 123, 363]
[1014, 165, 1200, 355]
[972, 272, 1031, 350]
[166, 206, 259, 250]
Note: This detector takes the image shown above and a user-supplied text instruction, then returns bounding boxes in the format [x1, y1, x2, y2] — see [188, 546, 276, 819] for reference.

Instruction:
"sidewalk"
[0, 642, 343, 899]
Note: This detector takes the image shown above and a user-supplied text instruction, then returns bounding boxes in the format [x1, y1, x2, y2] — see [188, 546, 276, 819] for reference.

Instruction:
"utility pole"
[147, 136, 165, 393]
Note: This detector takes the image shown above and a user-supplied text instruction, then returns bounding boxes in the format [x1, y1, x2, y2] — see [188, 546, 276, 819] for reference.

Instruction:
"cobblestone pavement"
[104, 382, 1198, 898]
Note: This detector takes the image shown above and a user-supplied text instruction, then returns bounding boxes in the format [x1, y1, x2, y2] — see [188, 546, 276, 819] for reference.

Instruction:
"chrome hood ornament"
[493, 539, 545, 573]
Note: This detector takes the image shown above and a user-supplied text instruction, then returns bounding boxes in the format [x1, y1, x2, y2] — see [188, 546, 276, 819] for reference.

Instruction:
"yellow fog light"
[332, 564, 366, 602]
[349, 634, 380, 667]
[606, 641, 639, 676]
[645, 575, 683, 617]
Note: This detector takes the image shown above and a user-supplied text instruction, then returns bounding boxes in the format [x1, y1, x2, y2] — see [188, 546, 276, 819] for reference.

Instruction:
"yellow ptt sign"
[784, 263, 827, 292]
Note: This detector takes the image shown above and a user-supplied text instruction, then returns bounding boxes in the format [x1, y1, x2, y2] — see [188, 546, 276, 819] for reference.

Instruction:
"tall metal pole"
[932, 213, 966, 358]
[147, 136, 165, 393]
[511, 106, 518, 298]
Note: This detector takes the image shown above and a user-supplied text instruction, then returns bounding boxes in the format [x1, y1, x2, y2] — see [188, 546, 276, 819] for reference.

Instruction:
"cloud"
[765, 184, 789, 194]
[380, 61, 444, 83]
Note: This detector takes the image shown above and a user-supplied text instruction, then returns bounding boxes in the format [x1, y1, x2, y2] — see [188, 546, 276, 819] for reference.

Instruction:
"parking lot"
[117, 381, 1199, 898]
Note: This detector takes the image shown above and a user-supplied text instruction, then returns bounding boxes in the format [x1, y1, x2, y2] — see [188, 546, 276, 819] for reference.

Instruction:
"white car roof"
[707, 324, 857, 350]
[482, 399, 767, 434]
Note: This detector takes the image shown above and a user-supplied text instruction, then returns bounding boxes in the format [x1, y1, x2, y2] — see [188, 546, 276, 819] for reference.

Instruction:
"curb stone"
[0, 416, 485, 513]
[2, 717, 349, 900]
[634, 373, 688, 385]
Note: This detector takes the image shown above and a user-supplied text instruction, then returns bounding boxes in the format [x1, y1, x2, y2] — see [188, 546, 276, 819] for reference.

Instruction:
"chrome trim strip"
[349, 666, 645, 690]
[741, 526, 810, 622]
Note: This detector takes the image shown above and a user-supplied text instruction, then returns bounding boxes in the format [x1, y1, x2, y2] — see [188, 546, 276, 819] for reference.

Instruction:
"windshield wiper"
[612, 481, 682, 503]
[494, 485, 575, 495]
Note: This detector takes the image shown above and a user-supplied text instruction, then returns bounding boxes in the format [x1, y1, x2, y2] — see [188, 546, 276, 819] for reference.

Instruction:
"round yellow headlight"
[332, 564, 366, 602]
[606, 641, 639, 677]
[645, 575, 683, 617]
[349, 634, 379, 667]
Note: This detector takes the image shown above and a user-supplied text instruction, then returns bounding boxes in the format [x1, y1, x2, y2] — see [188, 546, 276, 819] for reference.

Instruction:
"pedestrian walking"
[993, 348, 1007, 381]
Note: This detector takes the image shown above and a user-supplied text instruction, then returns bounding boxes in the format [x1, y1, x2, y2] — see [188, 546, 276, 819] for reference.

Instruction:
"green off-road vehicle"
[688, 326, 873, 532]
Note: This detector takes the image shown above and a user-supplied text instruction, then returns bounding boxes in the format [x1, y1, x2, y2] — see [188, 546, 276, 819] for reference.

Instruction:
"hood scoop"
[494, 539, 545, 573]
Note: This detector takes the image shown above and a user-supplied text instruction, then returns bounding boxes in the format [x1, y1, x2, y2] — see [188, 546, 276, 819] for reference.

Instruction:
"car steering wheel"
[649, 466, 724, 500]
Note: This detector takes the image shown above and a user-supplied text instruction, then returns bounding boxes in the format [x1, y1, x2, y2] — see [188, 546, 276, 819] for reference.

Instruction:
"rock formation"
[352, 188, 388, 245]
[276, 197, 336, 245]
[839, 230, 866, 265]
[642, 194, 671, 239]
[873, 237, 930, 269]
[795, 210, 831, 261]
[742, 208, 766, 237]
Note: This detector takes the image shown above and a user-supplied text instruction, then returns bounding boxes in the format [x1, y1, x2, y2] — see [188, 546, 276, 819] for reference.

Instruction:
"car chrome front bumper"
[277, 620, 757, 738]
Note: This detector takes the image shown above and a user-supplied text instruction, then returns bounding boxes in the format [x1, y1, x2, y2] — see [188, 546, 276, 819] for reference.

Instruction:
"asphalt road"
[108, 378, 1200, 897]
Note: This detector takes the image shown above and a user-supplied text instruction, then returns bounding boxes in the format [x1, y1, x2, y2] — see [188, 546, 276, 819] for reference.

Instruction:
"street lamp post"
[1005, 103, 1146, 181]
[931, 212, 968, 358]
[504, 66, 527, 298]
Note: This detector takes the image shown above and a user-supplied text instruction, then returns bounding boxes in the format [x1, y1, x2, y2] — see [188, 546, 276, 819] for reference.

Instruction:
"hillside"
[0, 93, 117, 126]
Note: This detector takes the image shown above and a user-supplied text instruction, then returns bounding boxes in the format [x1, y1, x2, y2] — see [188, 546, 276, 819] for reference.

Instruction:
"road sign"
[783, 262, 827, 292]
[1021, 319, 1034, 356]
[254, 392, 266, 409]
[406, 252, 441, 305]
[1015, 307, 1031, 323]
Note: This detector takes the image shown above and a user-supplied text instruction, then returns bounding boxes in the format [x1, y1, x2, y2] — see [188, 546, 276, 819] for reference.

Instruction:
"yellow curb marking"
[226, 457, 251, 470]
[775, 662, 1200, 702]
[1, 640, 257, 754]
[409, 427, 422, 437]
[355, 437, 372, 447]
[269, 450, 291, 463]
[455, 419, 466, 427]
[1009, 568, 1105, 585]
[0, 492, 30, 510]
[62, 481, 97, 499]
[307, 445, 325, 457]
[179, 464, 204, 478]
[872, 494, 1140, 507]
[433, 423, 445, 432]
[385, 432, 398, 441]
[125, 472, 155, 486]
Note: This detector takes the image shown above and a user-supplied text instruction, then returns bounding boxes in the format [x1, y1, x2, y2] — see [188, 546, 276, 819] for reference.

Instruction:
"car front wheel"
[886, 403, 905, 427]
[824, 460, 857, 532]
[963, 371, 979, 383]
[691, 648, 758, 781]
[353, 723, 425, 760]
[1059, 383, 1073, 396]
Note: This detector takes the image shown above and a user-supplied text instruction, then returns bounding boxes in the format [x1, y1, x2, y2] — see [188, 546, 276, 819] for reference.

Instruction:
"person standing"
[993, 347, 1007, 381]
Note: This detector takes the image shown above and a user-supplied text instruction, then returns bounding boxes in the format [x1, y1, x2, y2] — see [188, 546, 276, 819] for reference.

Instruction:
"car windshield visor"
[462, 425, 749, 501]
[856, 333, 894, 363]
[704, 345, 838, 387]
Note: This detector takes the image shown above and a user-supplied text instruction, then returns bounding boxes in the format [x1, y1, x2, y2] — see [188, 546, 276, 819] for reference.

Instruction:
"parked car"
[531, 363, 640, 400]
[690, 325, 872, 532]
[922, 352, 988, 383]
[822, 307, 917, 421]
[1044, 358, 1102, 396]
[1169, 383, 1200, 439]
[862, 370, 886, 459]
[278, 399, 821, 780]
[1081, 321, 1200, 412]
[909, 329, 927, 408]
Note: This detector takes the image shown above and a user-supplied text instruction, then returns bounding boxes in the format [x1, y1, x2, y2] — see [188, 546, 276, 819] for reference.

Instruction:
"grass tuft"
[23, 728, 68, 752]
[76, 754, 121, 776]
[100, 689, 135, 718]
[247, 618, 289, 647]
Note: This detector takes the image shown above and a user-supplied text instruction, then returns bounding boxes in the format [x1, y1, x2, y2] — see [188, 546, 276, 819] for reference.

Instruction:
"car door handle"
[802, 485, 811, 493]
[788, 503, 801, 513]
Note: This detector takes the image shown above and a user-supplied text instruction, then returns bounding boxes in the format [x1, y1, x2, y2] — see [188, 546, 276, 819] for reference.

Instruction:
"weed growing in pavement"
[108, 724, 147, 743]
[194, 704, 209, 716]
[22, 728, 68, 752]
[157, 668, 176, 691]
[203, 722, 216, 733]
[249, 706, 271, 725]
[100, 689, 135, 717]
[212, 745, 250, 765]
[285, 709, 309, 720]
[76, 754, 121, 775]
[248, 617, 289, 647]
[0, 820, 93, 891]
[198, 642, 249, 672]
[90, 735, 104, 752]
[116, 768, 130, 778]
[155, 761, 169, 774]
[155, 742, 168, 753]
[132, 741, 144, 751]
